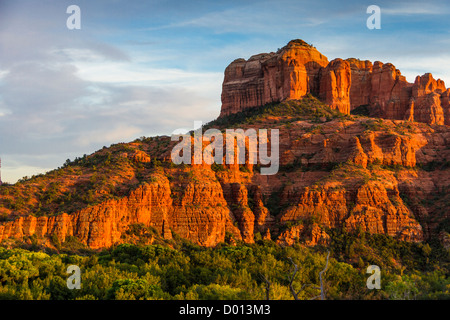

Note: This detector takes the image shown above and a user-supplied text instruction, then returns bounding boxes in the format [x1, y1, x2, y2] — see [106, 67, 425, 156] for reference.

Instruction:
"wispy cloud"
[141, 1, 330, 34]
[383, 3, 447, 15]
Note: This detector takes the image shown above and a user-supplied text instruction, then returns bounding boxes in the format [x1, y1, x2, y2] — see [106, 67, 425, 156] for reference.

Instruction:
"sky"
[1, 0, 450, 183]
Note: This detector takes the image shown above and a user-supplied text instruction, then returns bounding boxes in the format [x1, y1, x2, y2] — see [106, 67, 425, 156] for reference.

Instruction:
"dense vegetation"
[0, 228, 448, 300]
[204, 95, 350, 129]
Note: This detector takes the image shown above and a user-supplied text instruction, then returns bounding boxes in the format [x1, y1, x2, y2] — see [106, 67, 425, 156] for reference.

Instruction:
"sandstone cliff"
[220, 39, 329, 117]
[0, 171, 243, 249]
[220, 39, 450, 126]
[0, 40, 449, 250]
[1, 103, 448, 249]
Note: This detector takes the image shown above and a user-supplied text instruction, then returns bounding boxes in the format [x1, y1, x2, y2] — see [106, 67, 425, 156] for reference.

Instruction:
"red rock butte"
[0, 39, 449, 251]
[220, 39, 450, 126]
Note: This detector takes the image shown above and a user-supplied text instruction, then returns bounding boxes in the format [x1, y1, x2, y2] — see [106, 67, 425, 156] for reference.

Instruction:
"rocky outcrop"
[276, 223, 331, 246]
[1, 112, 449, 248]
[220, 39, 450, 125]
[1, 105, 449, 249]
[344, 183, 423, 241]
[220, 39, 329, 117]
[440, 90, 450, 126]
[346, 58, 373, 108]
[405, 73, 447, 125]
[277, 181, 422, 241]
[132, 150, 151, 163]
[319, 58, 351, 114]
[0, 172, 243, 249]
[222, 182, 255, 243]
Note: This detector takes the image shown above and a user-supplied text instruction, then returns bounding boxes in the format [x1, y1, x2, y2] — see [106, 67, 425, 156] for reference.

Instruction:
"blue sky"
[1, 0, 450, 182]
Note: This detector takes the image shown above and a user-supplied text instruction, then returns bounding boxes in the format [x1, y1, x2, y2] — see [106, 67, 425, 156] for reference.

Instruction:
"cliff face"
[0, 39, 449, 250]
[1, 109, 448, 249]
[220, 40, 329, 117]
[319, 58, 351, 114]
[278, 182, 422, 243]
[0, 172, 242, 249]
[405, 73, 448, 125]
[221, 39, 450, 126]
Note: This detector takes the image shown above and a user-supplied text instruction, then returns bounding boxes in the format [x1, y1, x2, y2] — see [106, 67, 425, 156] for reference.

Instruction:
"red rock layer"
[319, 58, 351, 114]
[0, 172, 242, 249]
[220, 40, 329, 117]
[278, 182, 423, 243]
[1, 115, 449, 248]
[221, 40, 450, 125]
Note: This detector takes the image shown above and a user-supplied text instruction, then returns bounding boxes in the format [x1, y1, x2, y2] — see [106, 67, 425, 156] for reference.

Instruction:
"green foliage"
[0, 231, 449, 300]
[204, 96, 347, 129]
[350, 104, 370, 116]
[362, 118, 388, 131]
[106, 278, 166, 300]
[417, 160, 450, 172]
[327, 229, 449, 273]
[211, 163, 226, 172]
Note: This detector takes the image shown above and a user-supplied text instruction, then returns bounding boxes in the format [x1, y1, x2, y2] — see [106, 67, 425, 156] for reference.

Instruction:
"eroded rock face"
[319, 58, 351, 114]
[1, 114, 449, 248]
[277, 181, 422, 242]
[346, 58, 373, 108]
[221, 39, 450, 125]
[276, 223, 330, 246]
[0, 173, 241, 249]
[405, 74, 446, 125]
[220, 40, 329, 117]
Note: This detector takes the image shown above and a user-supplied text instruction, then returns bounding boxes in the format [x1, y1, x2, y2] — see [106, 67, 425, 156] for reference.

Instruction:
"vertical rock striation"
[220, 39, 329, 117]
[220, 39, 450, 125]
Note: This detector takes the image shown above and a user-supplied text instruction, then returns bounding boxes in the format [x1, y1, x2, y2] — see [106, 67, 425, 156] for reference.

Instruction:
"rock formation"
[0, 172, 243, 249]
[1, 112, 448, 249]
[319, 58, 351, 114]
[220, 39, 329, 117]
[220, 39, 450, 126]
[405, 73, 447, 125]
[0, 39, 449, 250]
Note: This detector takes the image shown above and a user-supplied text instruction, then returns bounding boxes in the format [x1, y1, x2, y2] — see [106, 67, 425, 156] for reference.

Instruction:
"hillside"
[0, 95, 449, 252]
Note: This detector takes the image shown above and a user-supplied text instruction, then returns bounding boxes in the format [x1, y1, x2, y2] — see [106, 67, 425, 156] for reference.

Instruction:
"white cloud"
[0, 69, 9, 79]
[1, 155, 57, 184]
[2, 165, 54, 184]
[74, 124, 142, 147]
[383, 3, 447, 15]
[75, 61, 222, 87]
[0, 1, 228, 182]
[390, 55, 450, 86]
